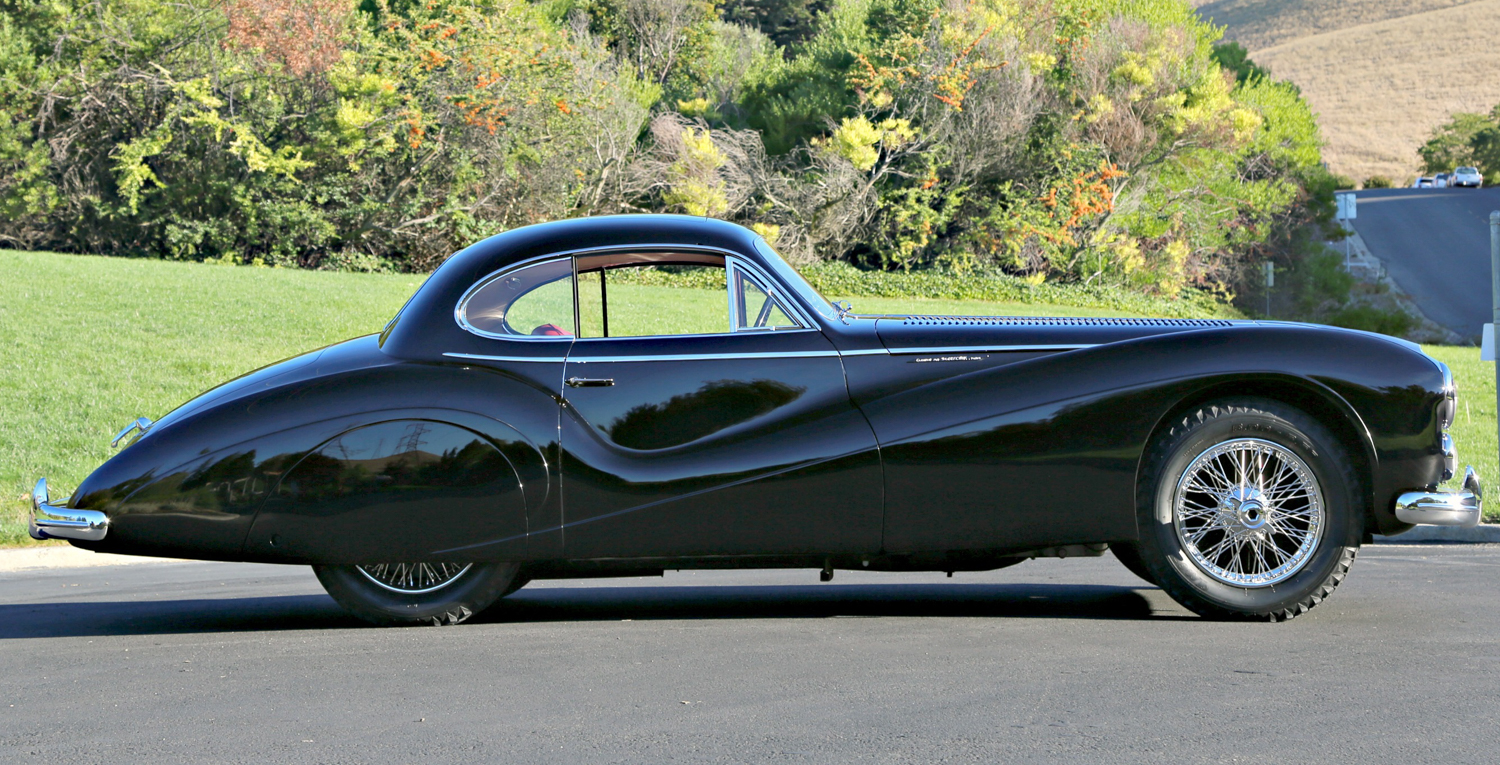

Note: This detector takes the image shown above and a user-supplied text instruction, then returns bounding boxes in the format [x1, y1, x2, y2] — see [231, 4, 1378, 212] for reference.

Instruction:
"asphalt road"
[1350, 186, 1500, 337]
[2, 547, 1498, 764]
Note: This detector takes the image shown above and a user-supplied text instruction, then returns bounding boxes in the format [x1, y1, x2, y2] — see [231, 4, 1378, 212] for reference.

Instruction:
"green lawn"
[2, 251, 426, 547]
[4, 250, 1493, 547]
[1424, 345, 1497, 514]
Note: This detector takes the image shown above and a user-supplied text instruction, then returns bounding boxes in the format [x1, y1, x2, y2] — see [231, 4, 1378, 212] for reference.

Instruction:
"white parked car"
[1415, 177, 1436, 188]
[1434, 173, 1451, 188]
[1452, 167, 1484, 188]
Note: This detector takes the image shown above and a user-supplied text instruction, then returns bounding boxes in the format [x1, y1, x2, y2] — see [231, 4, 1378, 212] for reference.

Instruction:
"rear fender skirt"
[246, 413, 535, 563]
[75, 407, 545, 563]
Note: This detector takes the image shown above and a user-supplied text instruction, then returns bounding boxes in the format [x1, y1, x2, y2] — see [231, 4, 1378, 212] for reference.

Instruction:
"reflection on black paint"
[606, 379, 805, 450]
[280, 421, 511, 507]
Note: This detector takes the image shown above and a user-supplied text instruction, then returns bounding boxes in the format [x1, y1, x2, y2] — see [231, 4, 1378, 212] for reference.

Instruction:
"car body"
[1452, 167, 1484, 188]
[1415, 177, 1436, 188]
[31, 215, 1483, 623]
[1434, 173, 1451, 188]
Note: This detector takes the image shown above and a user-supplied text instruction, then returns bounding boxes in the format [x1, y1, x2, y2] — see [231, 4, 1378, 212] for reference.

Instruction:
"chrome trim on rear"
[1442, 432, 1457, 482]
[28, 478, 109, 542]
[111, 416, 154, 448]
[1395, 467, 1483, 528]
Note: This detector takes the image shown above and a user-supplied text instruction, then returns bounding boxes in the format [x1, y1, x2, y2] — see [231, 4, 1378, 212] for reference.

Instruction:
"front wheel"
[1132, 398, 1363, 621]
[314, 561, 521, 626]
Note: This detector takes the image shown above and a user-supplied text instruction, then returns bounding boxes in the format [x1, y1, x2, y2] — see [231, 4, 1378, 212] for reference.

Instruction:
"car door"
[558, 250, 883, 559]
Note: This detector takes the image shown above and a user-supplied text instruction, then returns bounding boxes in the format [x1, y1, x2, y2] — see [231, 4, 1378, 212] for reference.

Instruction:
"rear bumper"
[1394, 466, 1483, 528]
[28, 478, 109, 542]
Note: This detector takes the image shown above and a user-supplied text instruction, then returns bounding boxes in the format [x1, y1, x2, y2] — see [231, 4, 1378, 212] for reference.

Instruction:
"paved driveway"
[2, 547, 1498, 763]
[1351, 187, 1500, 337]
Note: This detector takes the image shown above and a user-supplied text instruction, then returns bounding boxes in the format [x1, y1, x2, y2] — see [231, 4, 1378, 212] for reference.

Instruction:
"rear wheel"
[1134, 398, 1363, 621]
[314, 561, 521, 626]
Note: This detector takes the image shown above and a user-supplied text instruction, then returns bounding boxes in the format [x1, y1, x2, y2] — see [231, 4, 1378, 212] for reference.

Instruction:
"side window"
[732, 266, 802, 331]
[460, 258, 575, 338]
[576, 260, 730, 338]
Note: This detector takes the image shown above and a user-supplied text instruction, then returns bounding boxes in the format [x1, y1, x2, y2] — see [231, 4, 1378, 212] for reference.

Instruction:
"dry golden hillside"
[1195, 0, 1500, 183]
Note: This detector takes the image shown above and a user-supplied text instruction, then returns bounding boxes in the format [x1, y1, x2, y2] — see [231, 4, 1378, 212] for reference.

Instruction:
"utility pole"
[1491, 211, 1499, 468]
[1264, 261, 1274, 318]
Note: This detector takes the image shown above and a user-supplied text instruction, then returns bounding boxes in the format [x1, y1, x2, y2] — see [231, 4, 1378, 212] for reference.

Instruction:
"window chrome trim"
[727, 258, 814, 332]
[454, 254, 577, 342]
[455, 245, 824, 343]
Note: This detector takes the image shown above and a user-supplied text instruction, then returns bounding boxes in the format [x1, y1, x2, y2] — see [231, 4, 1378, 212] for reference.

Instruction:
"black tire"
[1110, 542, 1157, 586]
[499, 575, 531, 598]
[1134, 398, 1363, 621]
[314, 561, 521, 626]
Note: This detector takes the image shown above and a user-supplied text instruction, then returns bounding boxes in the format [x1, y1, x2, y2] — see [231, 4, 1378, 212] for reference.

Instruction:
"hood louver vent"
[900, 316, 1234, 328]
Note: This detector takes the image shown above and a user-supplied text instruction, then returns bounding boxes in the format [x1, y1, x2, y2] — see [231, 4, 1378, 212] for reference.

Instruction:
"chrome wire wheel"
[1173, 438, 1325, 587]
[355, 562, 474, 594]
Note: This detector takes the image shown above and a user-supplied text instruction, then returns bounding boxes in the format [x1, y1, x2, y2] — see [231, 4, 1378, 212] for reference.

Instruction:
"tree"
[1419, 110, 1499, 172]
[1211, 42, 1272, 86]
[721, 0, 830, 50]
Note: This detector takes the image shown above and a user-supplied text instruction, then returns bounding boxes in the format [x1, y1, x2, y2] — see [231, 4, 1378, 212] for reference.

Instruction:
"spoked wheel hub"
[1174, 438, 1325, 588]
[356, 562, 473, 594]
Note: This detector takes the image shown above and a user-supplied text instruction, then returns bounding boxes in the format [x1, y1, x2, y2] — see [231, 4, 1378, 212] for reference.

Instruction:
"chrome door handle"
[566, 377, 615, 388]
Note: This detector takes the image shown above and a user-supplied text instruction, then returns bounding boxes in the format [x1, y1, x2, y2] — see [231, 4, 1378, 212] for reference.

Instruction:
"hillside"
[1196, 0, 1500, 183]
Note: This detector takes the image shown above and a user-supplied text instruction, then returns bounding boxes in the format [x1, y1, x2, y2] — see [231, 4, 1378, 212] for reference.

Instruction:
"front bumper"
[1395, 466, 1483, 528]
[28, 478, 109, 542]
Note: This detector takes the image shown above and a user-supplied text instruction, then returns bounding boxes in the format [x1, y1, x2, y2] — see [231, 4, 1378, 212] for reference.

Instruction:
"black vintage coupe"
[32, 216, 1482, 624]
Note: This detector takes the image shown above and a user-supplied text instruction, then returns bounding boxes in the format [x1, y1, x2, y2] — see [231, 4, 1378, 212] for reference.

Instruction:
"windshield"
[753, 238, 839, 322]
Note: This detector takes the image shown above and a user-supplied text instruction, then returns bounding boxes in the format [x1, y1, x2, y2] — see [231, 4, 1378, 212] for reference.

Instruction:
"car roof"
[379, 215, 774, 358]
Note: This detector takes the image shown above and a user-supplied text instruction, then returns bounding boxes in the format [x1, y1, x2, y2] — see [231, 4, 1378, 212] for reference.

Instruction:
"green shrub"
[1324, 305, 1415, 337]
[0, 0, 1332, 309]
[1363, 175, 1394, 189]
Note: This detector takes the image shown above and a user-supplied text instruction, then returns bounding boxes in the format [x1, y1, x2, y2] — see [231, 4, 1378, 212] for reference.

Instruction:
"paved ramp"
[1351, 187, 1500, 338]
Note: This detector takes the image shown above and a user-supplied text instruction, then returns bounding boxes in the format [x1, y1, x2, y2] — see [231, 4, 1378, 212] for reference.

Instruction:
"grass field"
[1195, 0, 1500, 183]
[1424, 345, 1497, 509]
[5, 250, 1493, 547]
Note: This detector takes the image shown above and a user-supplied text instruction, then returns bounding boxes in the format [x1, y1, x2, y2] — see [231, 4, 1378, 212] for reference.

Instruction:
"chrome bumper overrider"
[1395, 466, 1483, 528]
[28, 478, 108, 542]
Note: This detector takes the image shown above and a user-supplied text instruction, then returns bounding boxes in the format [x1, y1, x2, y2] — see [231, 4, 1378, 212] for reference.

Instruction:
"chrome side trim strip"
[888, 345, 1094, 354]
[448, 350, 839, 363]
[444, 352, 566, 363]
[446, 345, 1090, 364]
[1395, 466, 1483, 527]
[567, 327, 817, 343]
[569, 350, 843, 363]
[29, 478, 108, 542]
[843, 345, 1093, 357]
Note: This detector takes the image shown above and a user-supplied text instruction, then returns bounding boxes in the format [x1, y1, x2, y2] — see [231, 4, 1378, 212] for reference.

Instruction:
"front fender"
[865, 324, 1442, 549]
